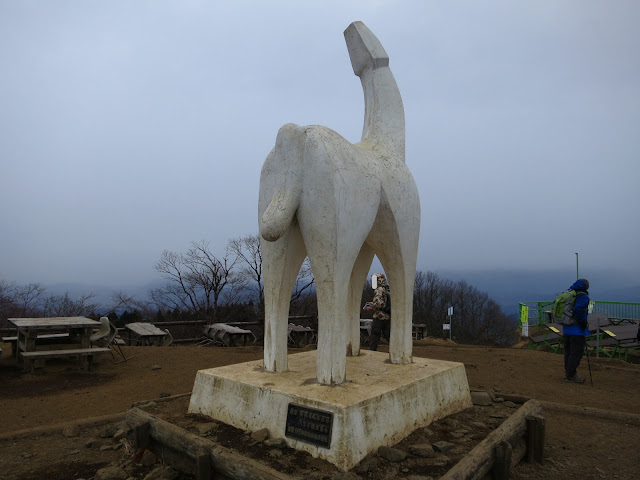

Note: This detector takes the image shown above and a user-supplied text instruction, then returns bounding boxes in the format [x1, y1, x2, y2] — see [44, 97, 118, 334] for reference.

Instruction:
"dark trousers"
[564, 334, 586, 378]
[369, 318, 390, 351]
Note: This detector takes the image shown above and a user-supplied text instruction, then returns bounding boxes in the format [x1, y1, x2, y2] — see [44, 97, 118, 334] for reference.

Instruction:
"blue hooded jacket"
[562, 279, 590, 336]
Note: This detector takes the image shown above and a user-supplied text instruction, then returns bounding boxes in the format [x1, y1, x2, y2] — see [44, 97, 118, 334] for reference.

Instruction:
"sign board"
[285, 403, 333, 448]
[447, 306, 454, 316]
[519, 305, 529, 337]
[443, 323, 451, 330]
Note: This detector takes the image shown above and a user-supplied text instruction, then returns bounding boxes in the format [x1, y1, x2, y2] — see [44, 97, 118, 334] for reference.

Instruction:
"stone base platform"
[188, 350, 472, 471]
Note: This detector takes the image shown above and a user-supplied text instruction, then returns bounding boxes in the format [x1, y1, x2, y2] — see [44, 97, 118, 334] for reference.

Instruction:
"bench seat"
[20, 347, 110, 359]
[20, 347, 110, 373]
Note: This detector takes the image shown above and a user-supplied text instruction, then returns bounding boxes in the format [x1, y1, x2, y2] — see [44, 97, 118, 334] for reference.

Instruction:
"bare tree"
[290, 258, 315, 305]
[152, 240, 237, 320]
[13, 283, 45, 317]
[42, 291, 97, 317]
[229, 235, 264, 313]
[412, 270, 517, 346]
[0, 280, 17, 326]
[110, 290, 155, 321]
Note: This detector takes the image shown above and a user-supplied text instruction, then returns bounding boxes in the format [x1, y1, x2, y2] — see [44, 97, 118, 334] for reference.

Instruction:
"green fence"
[519, 301, 640, 326]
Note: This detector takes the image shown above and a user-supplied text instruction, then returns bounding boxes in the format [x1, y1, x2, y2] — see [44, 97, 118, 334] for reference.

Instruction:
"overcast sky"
[1, 1, 638, 288]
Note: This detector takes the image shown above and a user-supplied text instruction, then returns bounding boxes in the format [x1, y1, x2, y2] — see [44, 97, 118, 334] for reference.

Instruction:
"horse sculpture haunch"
[258, 21, 420, 385]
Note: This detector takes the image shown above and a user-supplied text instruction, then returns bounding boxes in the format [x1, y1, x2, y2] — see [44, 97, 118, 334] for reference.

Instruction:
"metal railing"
[519, 301, 640, 326]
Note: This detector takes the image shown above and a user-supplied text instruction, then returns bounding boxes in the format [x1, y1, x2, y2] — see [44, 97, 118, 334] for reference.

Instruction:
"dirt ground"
[0, 339, 638, 480]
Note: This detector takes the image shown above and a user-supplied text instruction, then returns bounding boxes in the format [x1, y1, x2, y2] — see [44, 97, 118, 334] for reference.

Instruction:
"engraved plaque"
[285, 403, 333, 448]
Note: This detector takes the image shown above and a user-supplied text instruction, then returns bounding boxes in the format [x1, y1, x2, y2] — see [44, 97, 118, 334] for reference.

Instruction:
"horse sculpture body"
[258, 21, 421, 385]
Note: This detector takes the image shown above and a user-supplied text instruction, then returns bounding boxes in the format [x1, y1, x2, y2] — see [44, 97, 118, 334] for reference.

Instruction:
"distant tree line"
[1, 235, 518, 346]
[412, 271, 519, 346]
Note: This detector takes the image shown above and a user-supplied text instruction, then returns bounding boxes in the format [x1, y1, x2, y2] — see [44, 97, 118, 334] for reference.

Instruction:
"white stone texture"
[188, 350, 472, 471]
[258, 21, 421, 385]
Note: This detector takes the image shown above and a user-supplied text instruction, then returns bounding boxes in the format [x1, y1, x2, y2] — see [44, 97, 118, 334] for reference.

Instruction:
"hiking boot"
[566, 374, 585, 383]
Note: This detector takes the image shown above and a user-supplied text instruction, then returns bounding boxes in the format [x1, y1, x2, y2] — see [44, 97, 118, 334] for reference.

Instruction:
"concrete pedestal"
[188, 350, 471, 471]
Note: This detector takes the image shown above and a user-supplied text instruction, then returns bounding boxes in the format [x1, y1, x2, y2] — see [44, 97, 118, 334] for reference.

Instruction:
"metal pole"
[575, 252, 579, 279]
[449, 314, 452, 340]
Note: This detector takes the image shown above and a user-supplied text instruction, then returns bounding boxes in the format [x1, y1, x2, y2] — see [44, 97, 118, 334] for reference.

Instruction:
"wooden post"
[532, 415, 546, 464]
[525, 415, 535, 463]
[196, 449, 211, 480]
[493, 440, 512, 480]
[134, 422, 151, 450]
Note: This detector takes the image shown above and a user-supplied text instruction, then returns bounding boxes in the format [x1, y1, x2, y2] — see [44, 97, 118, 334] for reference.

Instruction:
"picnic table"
[413, 323, 427, 340]
[203, 323, 256, 347]
[596, 324, 640, 361]
[7, 317, 109, 372]
[124, 322, 168, 346]
[287, 324, 315, 347]
[360, 319, 373, 346]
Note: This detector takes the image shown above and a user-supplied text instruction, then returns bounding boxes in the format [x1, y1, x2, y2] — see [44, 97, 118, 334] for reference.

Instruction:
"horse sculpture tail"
[259, 123, 305, 242]
[344, 21, 405, 160]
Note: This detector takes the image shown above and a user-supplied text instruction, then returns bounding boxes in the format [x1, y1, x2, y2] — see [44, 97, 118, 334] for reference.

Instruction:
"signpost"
[444, 306, 453, 340]
[519, 305, 529, 337]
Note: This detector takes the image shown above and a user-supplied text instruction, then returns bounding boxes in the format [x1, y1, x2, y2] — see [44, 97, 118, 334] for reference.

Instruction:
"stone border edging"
[0, 412, 126, 442]
[0, 391, 193, 442]
[497, 393, 640, 425]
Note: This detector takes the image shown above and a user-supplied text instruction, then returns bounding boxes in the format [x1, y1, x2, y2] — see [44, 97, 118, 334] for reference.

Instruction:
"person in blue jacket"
[563, 278, 590, 383]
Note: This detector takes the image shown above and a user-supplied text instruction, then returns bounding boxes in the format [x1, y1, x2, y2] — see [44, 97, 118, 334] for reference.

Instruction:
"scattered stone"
[94, 465, 128, 480]
[354, 454, 378, 474]
[151, 365, 162, 370]
[409, 444, 436, 458]
[432, 441, 455, 453]
[99, 424, 119, 438]
[142, 465, 179, 480]
[442, 418, 460, 429]
[487, 388, 504, 403]
[504, 401, 517, 408]
[250, 428, 270, 442]
[140, 449, 157, 467]
[449, 431, 464, 439]
[402, 468, 410, 473]
[69, 449, 81, 455]
[470, 421, 488, 429]
[470, 391, 493, 406]
[62, 424, 80, 437]
[113, 428, 129, 440]
[490, 413, 508, 419]
[159, 392, 171, 398]
[431, 457, 451, 467]
[423, 428, 435, 437]
[85, 438, 100, 449]
[268, 449, 283, 458]
[264, 437, 286, 448]
[196, 423, 218, 435]
[377, 446, 407, 462]
[333, 473, 361, 480]
[100, 444, 116, 451]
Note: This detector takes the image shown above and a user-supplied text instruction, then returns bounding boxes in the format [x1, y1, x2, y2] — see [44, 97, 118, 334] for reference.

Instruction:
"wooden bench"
[3, 333, 71, 358]
[20, 347, 110, 372]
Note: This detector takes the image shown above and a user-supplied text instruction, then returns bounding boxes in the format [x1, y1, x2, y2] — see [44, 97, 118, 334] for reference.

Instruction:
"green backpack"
[552, 289, 577, 326]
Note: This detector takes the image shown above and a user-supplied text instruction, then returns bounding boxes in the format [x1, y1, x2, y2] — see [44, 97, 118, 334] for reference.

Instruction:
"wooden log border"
[439, 399, 543, 480]
[126, 407, 293, 480]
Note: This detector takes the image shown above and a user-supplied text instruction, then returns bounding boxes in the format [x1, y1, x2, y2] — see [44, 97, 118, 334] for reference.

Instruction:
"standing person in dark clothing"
[363, 273, 390, 351]
[563, 278, 591, 383]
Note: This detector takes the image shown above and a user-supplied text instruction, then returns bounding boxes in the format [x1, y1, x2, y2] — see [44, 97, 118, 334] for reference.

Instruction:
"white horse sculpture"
[258, 21, 421, 385]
